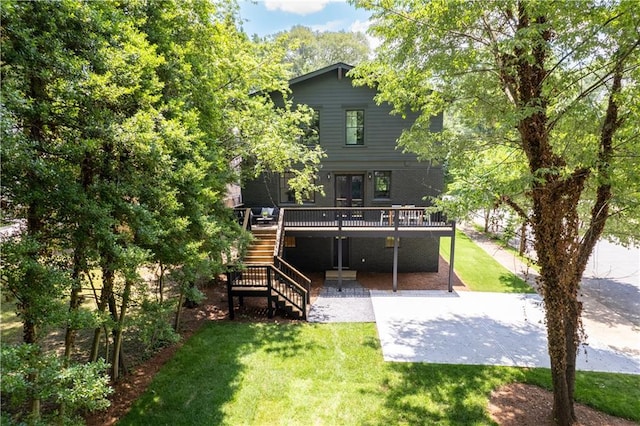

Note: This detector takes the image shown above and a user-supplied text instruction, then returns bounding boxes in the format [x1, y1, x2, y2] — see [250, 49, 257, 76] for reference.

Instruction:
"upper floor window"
[345, 110, 364, 145]
[280, 171, 315, 204]
[301, 109, 319, 145]
[374, 171, 391, 199]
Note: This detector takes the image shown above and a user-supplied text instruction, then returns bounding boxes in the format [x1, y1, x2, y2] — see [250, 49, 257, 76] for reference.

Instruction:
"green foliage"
[350, 2, 639, 420]
[351, 0, 640, 243]
[129, 299, 181, 354]
[1, 0, 325, 415]
[265, 25, 371, 77]
[1, 343, 112, 424]
[1, 237, 71, 341]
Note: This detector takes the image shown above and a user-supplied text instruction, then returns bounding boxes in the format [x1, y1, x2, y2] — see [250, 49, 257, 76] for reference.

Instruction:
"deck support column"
[448, 221, 456, 292]
[392, 236, 399, 292]
[226, 272, 234, 320]
[337, 236, 343, 291]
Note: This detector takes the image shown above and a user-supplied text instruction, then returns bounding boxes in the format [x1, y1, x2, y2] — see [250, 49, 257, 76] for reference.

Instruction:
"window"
[374, 171, 391, 199]
[280, 171, 315, 204]
[345, 110, 364, 145]
[301, 110, 319, 145]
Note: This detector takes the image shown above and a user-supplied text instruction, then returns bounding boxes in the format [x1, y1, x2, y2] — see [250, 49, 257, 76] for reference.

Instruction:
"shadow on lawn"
[119, 322, 309, 425]
[375, 363, 518, 425]
[499, 271, 536, 293]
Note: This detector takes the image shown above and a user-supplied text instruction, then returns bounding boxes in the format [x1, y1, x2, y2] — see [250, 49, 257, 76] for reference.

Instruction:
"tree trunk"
[111, 279, 132, 380]
[541, 270, 579, 425]
[174, 290, 185, 332]
[64, 255, 84, 363]
[158, 263, 165, 303]
[66, 152, 94, 363]
[483, 208, 491, 232]
[90, 264, 114, 362]
[29, 375, 41, 422]
[518, 223, 527, 256]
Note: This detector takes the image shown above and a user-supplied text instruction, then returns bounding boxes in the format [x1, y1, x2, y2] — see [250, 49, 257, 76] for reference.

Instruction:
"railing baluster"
[280, 207, 448, 229]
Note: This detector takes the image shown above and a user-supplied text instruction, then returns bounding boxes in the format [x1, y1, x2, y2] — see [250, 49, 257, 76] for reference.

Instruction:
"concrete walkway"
[458, 223, 640, 360]
[309, 224, 640, 374]
[371, 290, 639, 374]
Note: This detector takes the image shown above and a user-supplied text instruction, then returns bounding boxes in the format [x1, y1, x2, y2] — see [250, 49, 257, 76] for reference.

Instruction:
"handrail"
[242, 207, 251, 230]
[273, 208, 285, 258]
[233, 207, 252, 230]
[275, 255, 311, 303]
[227, 264, 308, 320]
[270, 266, 307, 320]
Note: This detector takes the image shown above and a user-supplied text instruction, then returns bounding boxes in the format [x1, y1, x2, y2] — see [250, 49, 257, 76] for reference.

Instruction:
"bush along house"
[228, 63, 456, 320]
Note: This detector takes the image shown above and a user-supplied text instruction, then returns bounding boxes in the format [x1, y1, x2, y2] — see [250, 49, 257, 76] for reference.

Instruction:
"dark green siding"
[243, 65, 445, 273]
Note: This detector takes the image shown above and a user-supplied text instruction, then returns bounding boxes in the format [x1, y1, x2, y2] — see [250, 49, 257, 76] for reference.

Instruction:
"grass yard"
[441, 230, 535, 293]
[120, 322, 640, 425]
[0, 297, 22, 343]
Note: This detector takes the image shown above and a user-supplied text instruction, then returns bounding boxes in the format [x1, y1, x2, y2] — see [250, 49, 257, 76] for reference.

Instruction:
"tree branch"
[576, 60, 623, 272]
[548, 38, 640, 132]
[499, 195, 530, 223]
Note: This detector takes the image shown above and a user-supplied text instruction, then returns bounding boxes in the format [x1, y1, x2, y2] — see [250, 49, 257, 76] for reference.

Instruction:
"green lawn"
[441, 230, 535, 293]
[121, 322, 640, 425]
[0, 298, 22, 344]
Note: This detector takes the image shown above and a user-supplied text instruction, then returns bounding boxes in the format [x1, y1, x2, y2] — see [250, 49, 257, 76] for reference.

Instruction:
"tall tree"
[2, 0, 323, 418]
[265, 25, 370, 77]
[350, 1, 640, 424]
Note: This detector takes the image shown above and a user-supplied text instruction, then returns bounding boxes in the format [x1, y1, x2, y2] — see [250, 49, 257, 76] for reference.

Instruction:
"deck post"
[448, 221, 456, 292]
[226, 272, 235, 320]
[337, 236, 343, 291]
[392, 236, 399, 292]
[266, 267, 274, 318]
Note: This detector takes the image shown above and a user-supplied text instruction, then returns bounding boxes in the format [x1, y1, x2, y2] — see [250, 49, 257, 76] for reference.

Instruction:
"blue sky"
[238, 0, 374, 39]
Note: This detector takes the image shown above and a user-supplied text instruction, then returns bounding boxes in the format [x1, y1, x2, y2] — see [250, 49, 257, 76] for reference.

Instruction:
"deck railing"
[226, 264, 307, 319]
[283, 207, 449, 229]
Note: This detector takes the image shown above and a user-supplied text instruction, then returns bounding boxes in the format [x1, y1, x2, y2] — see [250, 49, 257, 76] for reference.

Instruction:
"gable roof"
[289, 62, 354, 86]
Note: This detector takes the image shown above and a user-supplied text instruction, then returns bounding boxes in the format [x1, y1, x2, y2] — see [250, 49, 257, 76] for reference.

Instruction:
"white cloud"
[310, 19, 346, 32]
[350, 19, 382, 52]
[264, 0, 344, 16]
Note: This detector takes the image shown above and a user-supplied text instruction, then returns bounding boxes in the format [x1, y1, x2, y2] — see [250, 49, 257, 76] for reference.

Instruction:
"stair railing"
[274, 256, 311, 303]
[234, 207, 252, 231]
[227, 263, 307, 319]
[273, 208, 285, 258]
[270, 266, 307, 320]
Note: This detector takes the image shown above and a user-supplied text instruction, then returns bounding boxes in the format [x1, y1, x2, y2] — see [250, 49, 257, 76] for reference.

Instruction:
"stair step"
[251, 240, 275, 245]
[272, 296, 304, 318]
[246, 251, 273, 256]
[245, 256, 273, 262]
[248, 244, 274, 250]
[325, 270, 357, 280]
[253, 231, 277, 236]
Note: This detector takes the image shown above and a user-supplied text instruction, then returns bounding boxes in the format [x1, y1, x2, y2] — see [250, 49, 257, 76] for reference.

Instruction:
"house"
[228, 63, 456, 319]
[227, 63, 455, 319]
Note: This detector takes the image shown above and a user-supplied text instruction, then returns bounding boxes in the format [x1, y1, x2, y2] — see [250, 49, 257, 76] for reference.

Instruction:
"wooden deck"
[235, 207, 457, 294]
[282, 207, 454, 238]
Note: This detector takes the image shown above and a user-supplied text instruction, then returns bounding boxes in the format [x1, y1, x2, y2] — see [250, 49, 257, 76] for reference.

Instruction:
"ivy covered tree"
[351, 1, 640, 424]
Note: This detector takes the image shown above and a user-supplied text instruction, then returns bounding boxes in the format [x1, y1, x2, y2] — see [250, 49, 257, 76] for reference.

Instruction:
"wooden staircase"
[226, 226, 310, 320]
[245, 227, 277, 265]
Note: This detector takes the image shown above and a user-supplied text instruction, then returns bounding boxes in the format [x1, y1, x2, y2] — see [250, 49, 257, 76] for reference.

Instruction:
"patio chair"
[380, 205, 402, 225]
[401, 205, 422, 225]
